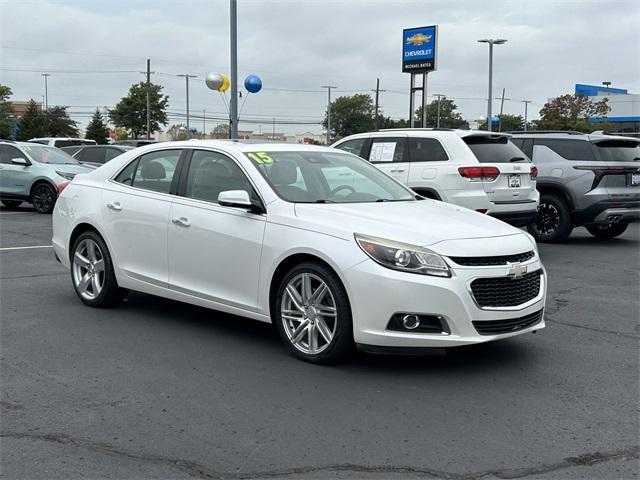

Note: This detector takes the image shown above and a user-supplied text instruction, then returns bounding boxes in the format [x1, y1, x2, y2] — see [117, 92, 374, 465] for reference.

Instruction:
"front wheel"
[527, 194, 573, 243]
[274, 262, 353, 364]
[586, 223, 628, 239]
[31, 183, 56, 213]
[71, 231, 128, 307]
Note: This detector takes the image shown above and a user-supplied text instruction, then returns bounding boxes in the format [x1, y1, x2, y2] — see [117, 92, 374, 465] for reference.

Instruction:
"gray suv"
[511, 131, 640, 242]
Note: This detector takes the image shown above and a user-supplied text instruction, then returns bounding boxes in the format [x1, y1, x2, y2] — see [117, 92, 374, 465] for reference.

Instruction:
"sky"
[1, 0, 639, 135]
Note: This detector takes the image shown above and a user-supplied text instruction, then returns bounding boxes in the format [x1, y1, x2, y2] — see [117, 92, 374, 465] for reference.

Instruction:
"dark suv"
[511, 131, 640, 242]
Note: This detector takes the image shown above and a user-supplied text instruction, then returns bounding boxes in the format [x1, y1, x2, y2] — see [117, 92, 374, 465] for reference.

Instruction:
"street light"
[602, 81, 612, 96]
[477, 38, 507, 132]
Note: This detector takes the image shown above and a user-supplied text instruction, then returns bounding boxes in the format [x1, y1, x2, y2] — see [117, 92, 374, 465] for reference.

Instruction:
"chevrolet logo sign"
[507, 262, 527, 279]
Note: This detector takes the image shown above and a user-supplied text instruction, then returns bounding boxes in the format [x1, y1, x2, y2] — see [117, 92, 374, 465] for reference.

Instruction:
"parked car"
[0, 140, 92, 213]
[29, 137, 97, 148]
[61, 145, 134, 167]
[332, 129, 539, 226]
[510, 131, 640, 241]
[114, 139, 157, 147]
[52, 141, 546, 363]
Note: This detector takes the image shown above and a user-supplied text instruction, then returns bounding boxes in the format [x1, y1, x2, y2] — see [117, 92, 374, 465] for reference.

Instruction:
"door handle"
[389, 168, 406, 173]
[172, 216, 190, 227]
[106, 202, 122, 211]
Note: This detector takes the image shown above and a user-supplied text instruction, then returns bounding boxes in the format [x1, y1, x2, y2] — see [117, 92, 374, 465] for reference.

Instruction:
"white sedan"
[52, 141, 546, 363]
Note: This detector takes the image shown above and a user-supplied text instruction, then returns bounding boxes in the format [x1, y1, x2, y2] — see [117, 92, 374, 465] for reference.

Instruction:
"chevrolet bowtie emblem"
[507, 262, 527, 279]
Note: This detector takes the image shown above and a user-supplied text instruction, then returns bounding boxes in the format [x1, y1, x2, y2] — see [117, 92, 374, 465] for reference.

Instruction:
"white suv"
[333, 129, 540, 226]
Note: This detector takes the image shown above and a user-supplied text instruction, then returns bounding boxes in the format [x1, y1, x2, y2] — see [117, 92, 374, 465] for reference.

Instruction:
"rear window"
[592, 140, 640, 162]
[535, 139, 596, 161]
[463, 135, 530, 163]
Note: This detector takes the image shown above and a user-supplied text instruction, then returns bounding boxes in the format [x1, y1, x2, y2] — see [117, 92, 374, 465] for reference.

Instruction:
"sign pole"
[421, 72, 428, 128]
[409, 74, 415, 128]
[403, 25, 437, 130]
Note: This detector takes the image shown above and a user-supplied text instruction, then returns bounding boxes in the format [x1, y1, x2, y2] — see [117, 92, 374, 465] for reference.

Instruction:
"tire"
[586, 223, 629, 239]
[527, 194, 573, 243]
[1, 200, 22, 209]
[71, 231, 128, 308]
[31, 183, 56, 214]
[274, 262, 353, 364]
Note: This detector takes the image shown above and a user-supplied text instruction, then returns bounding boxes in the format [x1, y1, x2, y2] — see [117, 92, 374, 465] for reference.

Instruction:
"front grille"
[473, 309, 543, 335]
[470, 270, 542, 308]
[449, 251, 534, 266]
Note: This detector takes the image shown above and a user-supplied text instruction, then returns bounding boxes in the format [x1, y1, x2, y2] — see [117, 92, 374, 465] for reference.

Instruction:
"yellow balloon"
[219, 74, 230, 92]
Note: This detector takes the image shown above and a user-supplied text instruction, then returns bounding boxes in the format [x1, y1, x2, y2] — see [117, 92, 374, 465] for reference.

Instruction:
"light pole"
[433, 94, 445, 128]
[177, 74, 197, 137]
[521, 100, 532, 131]
[602, 81, 612, 96]
[41, 73, 50, 111]
[321, 85, 337, 144]
[477, 38, 507, 131]
[229, 0, 238, 140]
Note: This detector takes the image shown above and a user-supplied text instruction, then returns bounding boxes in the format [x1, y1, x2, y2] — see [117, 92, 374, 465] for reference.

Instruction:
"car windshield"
[245, 150, 416, 203]
[464, 135, 531, 163]
[592, 140, 640, 162]
[20, 144, 80, 165]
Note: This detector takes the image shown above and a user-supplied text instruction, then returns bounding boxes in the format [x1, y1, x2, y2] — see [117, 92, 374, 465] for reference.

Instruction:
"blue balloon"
[244, 74, 262, 93]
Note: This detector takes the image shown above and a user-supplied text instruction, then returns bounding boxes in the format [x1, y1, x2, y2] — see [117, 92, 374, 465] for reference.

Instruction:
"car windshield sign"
[245, 150, 415, 203]
[20, 145, 80, 165]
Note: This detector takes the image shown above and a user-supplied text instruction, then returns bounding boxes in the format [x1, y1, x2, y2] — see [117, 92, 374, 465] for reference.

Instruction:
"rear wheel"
[586, 223, 628, 239]
[31, 183, 56, 213]
[274, 262, 353, 364]
[1, 200, 22, 209]
[527, 194, 573, 243]
[71, 231, 128, 307]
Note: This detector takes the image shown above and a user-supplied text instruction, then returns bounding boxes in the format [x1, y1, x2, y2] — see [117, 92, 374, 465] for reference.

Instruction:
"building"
[576, 84, 640, 135]
[9, 101, 43, 117]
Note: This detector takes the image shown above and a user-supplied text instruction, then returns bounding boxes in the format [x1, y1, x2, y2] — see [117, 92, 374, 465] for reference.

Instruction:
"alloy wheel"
[280, 273, 337, 355]
[535, 203, 560, 235]
[72, 239, 105, 300]
[32, 184, 54, 212]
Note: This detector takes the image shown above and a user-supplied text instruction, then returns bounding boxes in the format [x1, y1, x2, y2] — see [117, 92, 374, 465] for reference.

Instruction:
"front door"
[365, 136, 410, 185]
[0, 145, 32, 197]
[167, 149, 266, 312]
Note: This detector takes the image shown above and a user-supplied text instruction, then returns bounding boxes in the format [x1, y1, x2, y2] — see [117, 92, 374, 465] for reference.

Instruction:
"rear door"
[591, 139, 640, 201]
[463, 134, 536, 205]
[363, 136, 409, 184]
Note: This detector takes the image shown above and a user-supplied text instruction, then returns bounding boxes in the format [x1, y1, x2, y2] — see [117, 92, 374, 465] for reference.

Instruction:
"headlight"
[354, 234, 451, 278]
[56, 171, 75, 180]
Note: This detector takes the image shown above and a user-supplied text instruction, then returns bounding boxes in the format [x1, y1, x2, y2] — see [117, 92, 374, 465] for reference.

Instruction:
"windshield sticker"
[247, 152, 274, 164]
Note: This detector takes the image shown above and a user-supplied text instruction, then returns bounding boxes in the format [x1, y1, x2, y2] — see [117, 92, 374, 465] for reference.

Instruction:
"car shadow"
[0, 204, 35, 213]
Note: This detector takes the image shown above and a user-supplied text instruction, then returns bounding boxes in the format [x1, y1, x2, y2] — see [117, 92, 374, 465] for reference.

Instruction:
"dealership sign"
[402, 25, 438, 73]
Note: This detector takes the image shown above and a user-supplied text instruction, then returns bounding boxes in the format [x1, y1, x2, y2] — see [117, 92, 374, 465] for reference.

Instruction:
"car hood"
[293, 200, 534, 255]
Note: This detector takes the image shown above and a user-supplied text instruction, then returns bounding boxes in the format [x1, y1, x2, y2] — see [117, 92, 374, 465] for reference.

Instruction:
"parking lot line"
[0, 245, 53, 252]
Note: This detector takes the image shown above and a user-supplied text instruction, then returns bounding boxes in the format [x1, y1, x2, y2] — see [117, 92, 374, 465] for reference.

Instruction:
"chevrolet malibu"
[52, 141, 546, 363]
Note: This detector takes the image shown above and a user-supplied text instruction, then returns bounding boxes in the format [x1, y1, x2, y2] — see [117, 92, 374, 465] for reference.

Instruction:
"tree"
[479, 114, 525, 132]
[379, 116, 409, 129]
[16, 99, 47, 140]
[212, 123, 230, 139]
[109, 82, 169, 138]
[0, 84, 16, 139]
[415, 98, 469, 129]
[535, 94, 611, 132]
[167, 124, 189, 141]
[85, 108, 109, 144]
[324, 94, 375, 138]
[43, 106, 79, 137]
[113, 127, 129, 140]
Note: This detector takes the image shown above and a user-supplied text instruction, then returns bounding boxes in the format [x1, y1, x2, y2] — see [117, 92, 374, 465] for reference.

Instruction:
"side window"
[185, 150, 256, 204]
[335, 138, 366, 158]
[0, 145, 29, 164]
[132, 150, 181, 193]
[408, 138, 449, 162]
[368, 138, 406, 163]
[114, 158, 139, 185]
[105, 148, 123, 161]
[82, 148, 107, 164]
[535, 139, 595, 161]
[511, 138, 524, 149]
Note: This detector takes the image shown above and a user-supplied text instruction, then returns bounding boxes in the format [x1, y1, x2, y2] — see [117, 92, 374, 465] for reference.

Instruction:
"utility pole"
[495, 88, 509, 132]
[229, 0, 238, 140]
[477, 39, 507, 131]
[433, 94, 445, 128]
[372, 78, 386, 131]
[177, 74, 197, 137]
[272, 117, 275, 138]
[321, 85, 337, 144]
[146, 58, 151, 139]
[41, 73, 50, 111]
[521, 100, 532, 131]
[202, 109, 206, 138]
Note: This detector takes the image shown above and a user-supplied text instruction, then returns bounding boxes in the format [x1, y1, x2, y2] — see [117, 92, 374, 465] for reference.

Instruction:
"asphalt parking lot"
[1, 205, 638, 480]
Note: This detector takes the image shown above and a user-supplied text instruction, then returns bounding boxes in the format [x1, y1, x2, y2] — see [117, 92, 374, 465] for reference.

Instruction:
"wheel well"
[412, 188, 441, 200]
[537, 185, 574, 211]
[30, 180, 56, 197]
[68, 223, 100, 261]
[269, 253, 340, 320]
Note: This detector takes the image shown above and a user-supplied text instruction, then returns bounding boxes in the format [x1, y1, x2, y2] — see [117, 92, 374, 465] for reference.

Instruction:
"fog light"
[401, 314, 420, 330]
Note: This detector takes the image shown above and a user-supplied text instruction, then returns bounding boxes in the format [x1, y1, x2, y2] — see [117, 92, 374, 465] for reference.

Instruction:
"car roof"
[143, 139, 338, 154]
[335, 129, 511, 141]
[509, 131, 639, 142]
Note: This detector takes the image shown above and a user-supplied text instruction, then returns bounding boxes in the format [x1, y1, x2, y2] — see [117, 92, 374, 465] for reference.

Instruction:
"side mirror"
[11, 157, 30, 166]
[218, 190, 252, 209]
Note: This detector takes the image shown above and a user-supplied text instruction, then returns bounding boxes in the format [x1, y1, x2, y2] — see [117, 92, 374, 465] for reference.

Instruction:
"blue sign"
[403, 25, 438, 73]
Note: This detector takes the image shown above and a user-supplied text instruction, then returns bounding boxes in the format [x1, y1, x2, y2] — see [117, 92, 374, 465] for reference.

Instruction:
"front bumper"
[344, 257, 546, 349]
